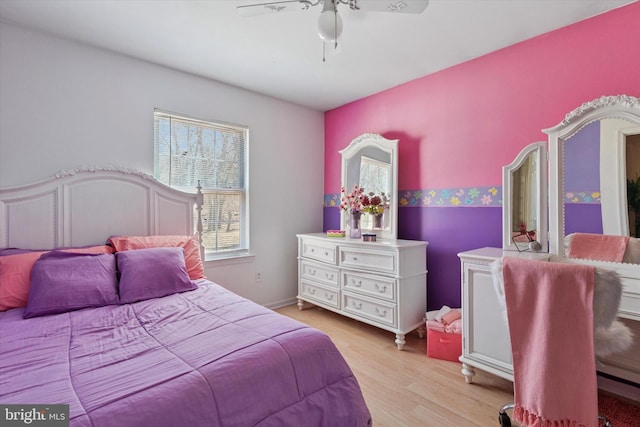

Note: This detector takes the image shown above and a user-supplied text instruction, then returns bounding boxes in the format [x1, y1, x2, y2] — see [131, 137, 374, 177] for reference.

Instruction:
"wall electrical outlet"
[255, 272, 262, 282]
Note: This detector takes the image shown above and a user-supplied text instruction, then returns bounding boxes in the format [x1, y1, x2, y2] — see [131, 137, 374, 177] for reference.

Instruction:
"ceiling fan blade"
[237, 0, 317, 17]
[348, 0, 429, 14]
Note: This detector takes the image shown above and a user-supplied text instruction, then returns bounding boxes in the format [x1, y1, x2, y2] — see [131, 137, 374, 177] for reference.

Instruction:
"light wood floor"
[276, 304, 515, 427]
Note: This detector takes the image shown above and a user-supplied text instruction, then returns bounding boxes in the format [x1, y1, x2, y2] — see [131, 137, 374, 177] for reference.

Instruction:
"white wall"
[0, 21, 325, 308]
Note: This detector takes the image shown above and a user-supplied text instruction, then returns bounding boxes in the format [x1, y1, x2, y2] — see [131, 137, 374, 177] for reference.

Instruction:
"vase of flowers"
[363, 192, 389, 229]
[349, 211, 362, 239]
[340, 185, 365, 239]
[372, 213, 383, 229]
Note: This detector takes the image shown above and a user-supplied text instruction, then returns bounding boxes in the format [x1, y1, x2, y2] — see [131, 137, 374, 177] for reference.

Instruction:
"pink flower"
[340, 185, 366, 213]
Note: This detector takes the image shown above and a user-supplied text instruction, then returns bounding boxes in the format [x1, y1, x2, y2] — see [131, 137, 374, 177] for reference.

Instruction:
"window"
[154, 110, 249, 259]
[359, 155, 390, 196]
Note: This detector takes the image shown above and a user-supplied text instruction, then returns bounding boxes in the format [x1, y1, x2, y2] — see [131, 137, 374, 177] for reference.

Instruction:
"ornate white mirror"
[545, 95, 640, 260]
[502, 141, 548, 252]
[340, 133, 398, 239]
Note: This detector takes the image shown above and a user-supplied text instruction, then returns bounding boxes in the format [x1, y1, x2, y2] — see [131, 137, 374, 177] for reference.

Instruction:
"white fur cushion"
[564, 233, 575, 257]
[593, 268, 622, 329]
[623, 236, 640, 264]
[595, 320, 634, 357]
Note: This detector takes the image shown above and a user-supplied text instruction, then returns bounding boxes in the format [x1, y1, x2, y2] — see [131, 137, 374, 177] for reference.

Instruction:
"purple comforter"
[0, 280, 371, 426]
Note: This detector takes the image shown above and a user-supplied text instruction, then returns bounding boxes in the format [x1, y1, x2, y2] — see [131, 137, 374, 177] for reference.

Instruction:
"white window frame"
[153, 109, 249, 260]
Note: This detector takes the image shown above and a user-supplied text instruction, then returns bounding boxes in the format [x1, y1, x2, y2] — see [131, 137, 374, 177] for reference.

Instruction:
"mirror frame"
[340, 133, 399, 240]
[544, 95, 640, 256]
[502, 141, 548, 252]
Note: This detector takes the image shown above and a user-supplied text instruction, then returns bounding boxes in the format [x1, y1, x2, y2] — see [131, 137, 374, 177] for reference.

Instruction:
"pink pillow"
[108, 235, 205, 280]
[0, 245, 115, 311]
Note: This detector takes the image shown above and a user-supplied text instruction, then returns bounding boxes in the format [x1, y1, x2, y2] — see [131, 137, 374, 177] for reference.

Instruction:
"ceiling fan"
[237, 0, 430, 60]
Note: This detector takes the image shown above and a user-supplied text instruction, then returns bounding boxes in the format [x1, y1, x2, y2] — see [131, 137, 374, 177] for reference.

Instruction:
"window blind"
[153, 111, 246, 191]
[153, 110, 249, 257]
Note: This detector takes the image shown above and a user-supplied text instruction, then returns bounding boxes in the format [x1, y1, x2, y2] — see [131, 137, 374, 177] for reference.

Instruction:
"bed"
[0, 167, 372, 427]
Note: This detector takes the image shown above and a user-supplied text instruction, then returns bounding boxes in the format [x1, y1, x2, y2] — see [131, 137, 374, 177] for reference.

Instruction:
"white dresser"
[458, 247, 551, 383]
[297, 233, 428, 350]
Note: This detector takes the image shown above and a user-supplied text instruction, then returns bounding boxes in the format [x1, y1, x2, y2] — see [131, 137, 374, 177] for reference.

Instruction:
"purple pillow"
[117, 247, 197, 304]
[24, 251, 119, 318]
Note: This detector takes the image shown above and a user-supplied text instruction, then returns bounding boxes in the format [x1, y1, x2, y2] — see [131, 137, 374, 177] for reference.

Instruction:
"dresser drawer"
[343, 291, 397, 327]
[300, 238, 338, 264]
[300, 280, 340, 309]
[343, 271, 396, 301]
[339, 247, 397, 274]
[301, 259, 339, 288]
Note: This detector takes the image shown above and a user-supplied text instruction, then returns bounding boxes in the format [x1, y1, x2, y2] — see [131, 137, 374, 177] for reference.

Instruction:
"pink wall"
[324, 1, 640, 193]
[324, 2, 640, 312]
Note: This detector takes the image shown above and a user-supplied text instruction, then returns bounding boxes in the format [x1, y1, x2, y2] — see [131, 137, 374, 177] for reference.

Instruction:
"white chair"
[491, 257, 633, 427]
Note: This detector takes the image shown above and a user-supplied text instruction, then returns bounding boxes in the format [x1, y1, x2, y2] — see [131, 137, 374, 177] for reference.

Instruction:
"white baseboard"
[597, 374, 640, 402]
[265, 297, 298, 310]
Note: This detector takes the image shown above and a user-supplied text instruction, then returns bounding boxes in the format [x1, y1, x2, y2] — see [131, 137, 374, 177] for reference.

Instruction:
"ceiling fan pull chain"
[333, 2, 339, 48]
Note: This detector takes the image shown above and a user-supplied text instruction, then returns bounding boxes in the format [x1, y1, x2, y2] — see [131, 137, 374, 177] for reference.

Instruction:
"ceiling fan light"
[317, 10, 343, 42]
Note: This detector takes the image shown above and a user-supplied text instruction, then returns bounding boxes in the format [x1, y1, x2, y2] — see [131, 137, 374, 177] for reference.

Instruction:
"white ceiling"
[0, 0, 635, 111]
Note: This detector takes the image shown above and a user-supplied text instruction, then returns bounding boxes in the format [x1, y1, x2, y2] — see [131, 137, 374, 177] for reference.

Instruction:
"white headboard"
[0, 166, 203, 251]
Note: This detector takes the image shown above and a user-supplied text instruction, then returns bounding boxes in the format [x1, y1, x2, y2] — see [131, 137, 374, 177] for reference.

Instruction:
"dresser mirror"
[545, 95, 640, 260]
[502, 141, 548, 252]
[340, 133, 398, 239]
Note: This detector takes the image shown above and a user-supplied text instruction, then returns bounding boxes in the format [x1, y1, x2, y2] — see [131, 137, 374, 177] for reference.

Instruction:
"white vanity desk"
[458, 247, 551, 383]
[459, 247, 640, 384]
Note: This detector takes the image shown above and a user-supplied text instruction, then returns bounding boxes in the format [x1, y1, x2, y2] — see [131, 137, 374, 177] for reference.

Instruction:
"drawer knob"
[375, 283, 387, 293]
[325, 273, 334, 280]
[352, 301, 362, 309]
[352, 256, 358, 261]
[325, 293, 334, 300]
[309, 269, 316, 275]
[354, 280, 362, 287]
[375, 307, 387, 317]
[309, 288, 316, 295]
[310, 248, 315, 252]
[324, 251, 329, 256]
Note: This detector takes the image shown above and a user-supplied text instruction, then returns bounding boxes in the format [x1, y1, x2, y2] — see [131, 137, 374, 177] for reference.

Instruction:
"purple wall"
[564, 121, 600, 191]
[400, 207, 502, 310]
[565, 204, 604, 235]
[324, 206, 501, 310]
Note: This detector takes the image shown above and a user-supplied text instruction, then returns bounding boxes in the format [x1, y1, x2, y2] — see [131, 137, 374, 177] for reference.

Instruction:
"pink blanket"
[567, 233, 629, 263]
[503, 257, 598, 427]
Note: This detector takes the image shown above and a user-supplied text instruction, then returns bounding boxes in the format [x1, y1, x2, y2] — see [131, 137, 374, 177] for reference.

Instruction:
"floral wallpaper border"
[324, 187, 602, 208]
[399, 187, 504, 207]
[325, 186, 503, 208]
[564, 190, 601, 204]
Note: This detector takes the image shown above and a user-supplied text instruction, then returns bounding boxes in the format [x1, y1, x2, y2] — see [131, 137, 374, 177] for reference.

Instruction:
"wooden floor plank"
[276, 304, 515, 426]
